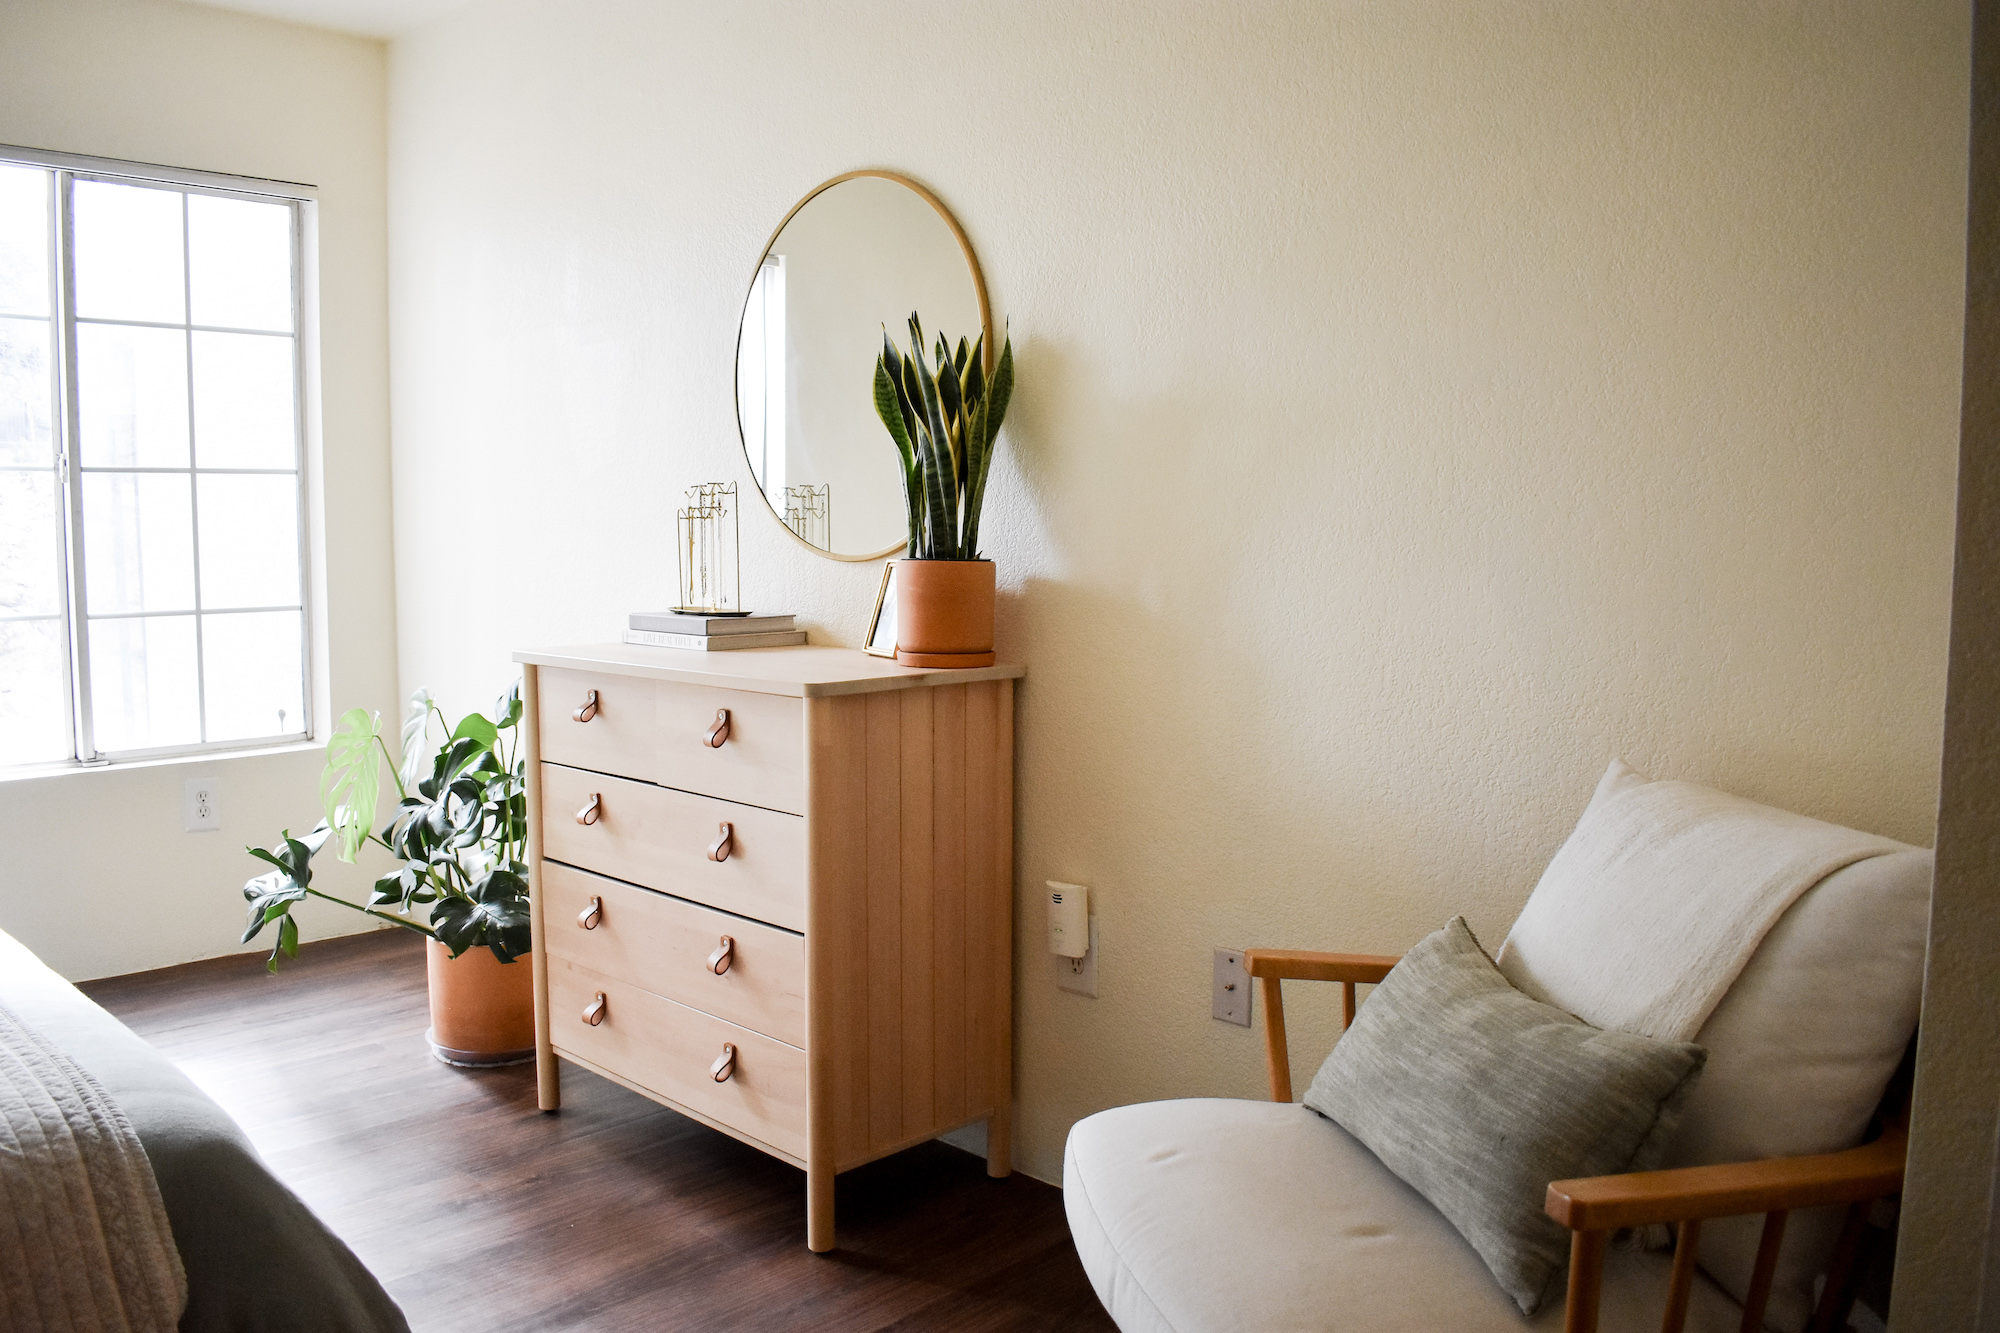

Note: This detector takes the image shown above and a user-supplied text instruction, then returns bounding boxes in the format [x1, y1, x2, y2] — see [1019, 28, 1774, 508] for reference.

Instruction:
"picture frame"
[864, 561, 899, 658]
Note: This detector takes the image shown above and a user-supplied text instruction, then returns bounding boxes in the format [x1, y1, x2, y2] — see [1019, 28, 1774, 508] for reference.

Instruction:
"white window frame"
[740, 252, 787, 499]
[1, 145, 320, 769]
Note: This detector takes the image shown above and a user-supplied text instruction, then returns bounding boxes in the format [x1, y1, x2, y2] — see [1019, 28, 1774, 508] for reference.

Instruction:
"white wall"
[0, 0, 398, 980]
[388, 1, 1968, 1184]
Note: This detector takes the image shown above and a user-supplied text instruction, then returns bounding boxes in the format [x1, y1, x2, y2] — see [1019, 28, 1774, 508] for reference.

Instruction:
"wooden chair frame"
[1244, 949, 1905, 1333]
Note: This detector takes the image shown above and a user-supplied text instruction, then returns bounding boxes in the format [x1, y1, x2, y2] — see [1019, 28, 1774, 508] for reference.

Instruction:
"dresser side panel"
[864, 691, 906, 1148]
[809, 682, 1015, 1176]
[897, 687, 937, 1137]
[961, 680, 1001, 1116]
[930, 685, 970, 1130]
[988, 678, 1016, 1173]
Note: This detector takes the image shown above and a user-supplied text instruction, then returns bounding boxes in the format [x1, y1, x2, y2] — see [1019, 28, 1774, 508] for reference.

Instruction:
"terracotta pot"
[894, 559, 997, 668]
[425, 939, 535, 1068]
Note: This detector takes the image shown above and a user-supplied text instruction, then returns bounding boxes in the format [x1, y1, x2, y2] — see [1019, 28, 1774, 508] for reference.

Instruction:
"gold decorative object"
[675, 482, 741, 614]
[784, 484, 831, 549]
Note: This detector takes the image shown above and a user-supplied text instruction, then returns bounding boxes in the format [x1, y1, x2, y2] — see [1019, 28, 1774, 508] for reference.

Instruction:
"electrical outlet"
[1213, 948, 1250, 1026]
[1055, 918, 1099, 997]
[183, 778, 221, 832]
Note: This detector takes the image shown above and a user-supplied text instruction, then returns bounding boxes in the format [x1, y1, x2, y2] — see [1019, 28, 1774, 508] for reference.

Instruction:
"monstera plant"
[871, 313, 1015, 669]
[241, 684, 530, 973]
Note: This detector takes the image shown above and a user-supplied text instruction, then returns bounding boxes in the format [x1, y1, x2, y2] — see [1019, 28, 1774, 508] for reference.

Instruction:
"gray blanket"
[0, 931, 408, 1333]
[0, 1000, 185, 1331]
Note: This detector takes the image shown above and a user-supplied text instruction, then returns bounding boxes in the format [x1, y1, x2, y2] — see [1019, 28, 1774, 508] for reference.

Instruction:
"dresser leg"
[986, 1107, 1012, 1178]
[807, 1165, 835, 1252]
[535, 1050, 560, 1112]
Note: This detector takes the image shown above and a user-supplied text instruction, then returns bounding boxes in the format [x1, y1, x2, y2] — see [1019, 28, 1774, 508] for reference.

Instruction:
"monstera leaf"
[320, 709, 382, 863]
[241, 825, 333, 971]
[430, 867, 532, 962]
[399, 687, 436, 791]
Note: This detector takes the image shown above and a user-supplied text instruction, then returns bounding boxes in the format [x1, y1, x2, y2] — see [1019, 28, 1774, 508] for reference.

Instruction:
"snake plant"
[873, 313, 1014, 559]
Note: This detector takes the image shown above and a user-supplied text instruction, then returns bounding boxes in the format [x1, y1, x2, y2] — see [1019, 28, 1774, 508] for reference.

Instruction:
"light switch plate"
[183, 778, 221, 832]
[1212, 948, 1249, 1026]
[1055, 918, 1099, 997]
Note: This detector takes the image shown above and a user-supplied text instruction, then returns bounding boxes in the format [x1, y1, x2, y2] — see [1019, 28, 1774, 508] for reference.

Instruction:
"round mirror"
[736, 172, 991, 560]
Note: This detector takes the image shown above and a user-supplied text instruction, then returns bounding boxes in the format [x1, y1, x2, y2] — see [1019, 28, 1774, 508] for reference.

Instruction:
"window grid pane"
[20, 167, 309, 765]
[0, 164, 71, 766]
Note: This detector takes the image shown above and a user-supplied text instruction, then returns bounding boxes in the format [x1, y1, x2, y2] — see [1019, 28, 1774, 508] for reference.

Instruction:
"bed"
[0, 928, 409, 1332]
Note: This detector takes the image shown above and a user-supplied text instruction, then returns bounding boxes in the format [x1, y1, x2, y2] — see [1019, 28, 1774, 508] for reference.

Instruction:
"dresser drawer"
[538, 667, 658, 781]
[654, 681, 805, 814]
[542, 861, 805, 1047]
[540, 763, 807, 932]
[538, 668, 807, 813]
[549, 956, 806, 1160]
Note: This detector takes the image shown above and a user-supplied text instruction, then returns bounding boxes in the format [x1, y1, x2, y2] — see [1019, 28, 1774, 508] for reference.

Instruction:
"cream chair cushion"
[1064, 1097, 1747, 1333]
[1498, 761, 1929, 1331]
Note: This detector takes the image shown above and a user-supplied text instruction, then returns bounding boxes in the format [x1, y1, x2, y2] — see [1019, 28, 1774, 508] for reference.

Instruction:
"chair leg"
[1807, 1201, 1872, 1333]
[1740, 1211, 1789, 1333]
[1259, 975, 1292, 1103]
[1566, 1229, 1608, 1333]
[1661, 1218, 1702, 1333]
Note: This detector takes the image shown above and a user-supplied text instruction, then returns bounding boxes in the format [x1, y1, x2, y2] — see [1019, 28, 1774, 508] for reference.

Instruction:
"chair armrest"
[1242, 950, 1398, 984]
[1545, 1126, 1907, 1232]
[1244, 950, 1400, 1103]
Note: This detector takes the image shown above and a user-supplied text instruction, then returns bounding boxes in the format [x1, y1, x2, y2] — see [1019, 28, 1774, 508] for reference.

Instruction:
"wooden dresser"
[513, 643, 1023, 1250]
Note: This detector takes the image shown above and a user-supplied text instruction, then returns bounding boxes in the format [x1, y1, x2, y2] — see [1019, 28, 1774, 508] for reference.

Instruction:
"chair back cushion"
[1498, 760, 1929, 1331]
[1497, 760, 1904, 1043]
[1303, 917, 1706, 1316]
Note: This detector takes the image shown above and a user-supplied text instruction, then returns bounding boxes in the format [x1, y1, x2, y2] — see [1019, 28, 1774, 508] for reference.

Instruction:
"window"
[739, 252, 787, 499]
[0, 150, 312, 769]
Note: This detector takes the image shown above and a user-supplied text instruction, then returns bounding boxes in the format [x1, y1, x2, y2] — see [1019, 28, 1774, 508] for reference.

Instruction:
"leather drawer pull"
[704, 708, 731, 748]
[576, 792, 601, 826]
[573, 689, 599, 723]
[707, 821, 733, 862]
[582, 993, 607, 1026]
[710, 1043, 736, 1083]
[707, 935, 734, 975]
[577, 896, 602, 930]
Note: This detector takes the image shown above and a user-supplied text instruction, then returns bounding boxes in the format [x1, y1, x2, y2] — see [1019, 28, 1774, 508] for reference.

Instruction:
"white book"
[621, 628, 808, 651]
[629, 611, 797, 635]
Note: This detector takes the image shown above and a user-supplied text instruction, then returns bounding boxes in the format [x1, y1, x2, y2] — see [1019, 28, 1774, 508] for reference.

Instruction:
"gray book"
[628, 611, 797, 635]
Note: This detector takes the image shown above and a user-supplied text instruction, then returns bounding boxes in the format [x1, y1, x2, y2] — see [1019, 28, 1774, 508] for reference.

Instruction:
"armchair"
[1063, 762, 1929, 1333]
[1246, 947, 1907, 1333]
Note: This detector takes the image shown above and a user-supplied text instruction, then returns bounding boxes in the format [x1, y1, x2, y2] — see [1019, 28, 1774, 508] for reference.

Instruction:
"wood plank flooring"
[81, 930, 1114, 1333]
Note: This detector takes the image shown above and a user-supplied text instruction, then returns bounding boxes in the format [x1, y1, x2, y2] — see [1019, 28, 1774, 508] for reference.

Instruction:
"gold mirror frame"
[734, 170, 994, 562]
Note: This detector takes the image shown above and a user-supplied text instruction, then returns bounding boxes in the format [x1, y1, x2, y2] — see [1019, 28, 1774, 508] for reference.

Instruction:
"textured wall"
[387, 1, 1968, 1183]
[1897, 0, 2000, 1324]
[0, 0, 397, 979]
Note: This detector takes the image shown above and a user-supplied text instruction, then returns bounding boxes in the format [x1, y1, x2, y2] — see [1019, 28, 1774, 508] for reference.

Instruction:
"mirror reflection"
[736, 174, 987, 559]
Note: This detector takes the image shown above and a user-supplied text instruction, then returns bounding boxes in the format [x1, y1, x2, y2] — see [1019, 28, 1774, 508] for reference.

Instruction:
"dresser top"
[514, 643, 1025, 698]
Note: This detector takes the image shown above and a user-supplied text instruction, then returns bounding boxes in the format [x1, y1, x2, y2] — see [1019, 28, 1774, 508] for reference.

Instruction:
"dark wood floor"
[81, 930, 1115, 1333]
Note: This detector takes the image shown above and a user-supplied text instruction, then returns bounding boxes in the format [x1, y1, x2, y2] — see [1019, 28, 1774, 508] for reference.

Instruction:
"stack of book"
[622, 611, 806, 651]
